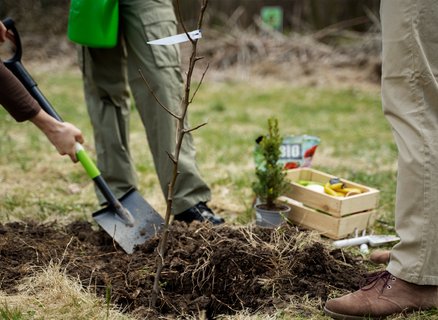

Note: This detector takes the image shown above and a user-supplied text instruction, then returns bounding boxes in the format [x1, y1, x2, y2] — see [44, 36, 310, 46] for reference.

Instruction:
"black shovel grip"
[2, 17, 22, 62]
[2, 17, 62, 121]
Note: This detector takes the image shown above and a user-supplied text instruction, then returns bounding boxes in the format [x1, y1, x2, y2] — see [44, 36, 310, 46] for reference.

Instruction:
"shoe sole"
[323, 306, 383, 320]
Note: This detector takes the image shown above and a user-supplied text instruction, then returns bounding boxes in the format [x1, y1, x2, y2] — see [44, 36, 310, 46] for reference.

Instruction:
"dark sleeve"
[0, 60, 41, 122]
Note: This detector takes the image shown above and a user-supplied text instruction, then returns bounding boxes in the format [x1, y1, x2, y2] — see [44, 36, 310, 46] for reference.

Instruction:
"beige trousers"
[80, 0, 211, 214]
[382, 0, 438, 285]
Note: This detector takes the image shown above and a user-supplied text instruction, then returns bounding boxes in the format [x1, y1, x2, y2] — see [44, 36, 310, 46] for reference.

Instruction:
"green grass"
[0, 304, 35, 320]
[0, 67, 397, 226]
[187, 80, 396, 223]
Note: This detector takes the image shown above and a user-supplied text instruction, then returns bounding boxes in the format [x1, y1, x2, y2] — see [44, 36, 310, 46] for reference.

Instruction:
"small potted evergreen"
[252, 117, 290, 227]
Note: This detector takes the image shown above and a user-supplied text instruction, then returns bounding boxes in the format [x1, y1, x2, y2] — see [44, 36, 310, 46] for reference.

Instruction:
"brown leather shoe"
[324, 271, 438, 319]
[369, 250, 390, 265]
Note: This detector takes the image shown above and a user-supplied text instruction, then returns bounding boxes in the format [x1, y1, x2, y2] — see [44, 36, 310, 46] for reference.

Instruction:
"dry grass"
[0, 262, 132, 320]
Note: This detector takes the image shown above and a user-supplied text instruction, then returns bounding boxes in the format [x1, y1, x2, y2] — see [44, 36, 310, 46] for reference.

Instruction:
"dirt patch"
[0, 220, 366, 318]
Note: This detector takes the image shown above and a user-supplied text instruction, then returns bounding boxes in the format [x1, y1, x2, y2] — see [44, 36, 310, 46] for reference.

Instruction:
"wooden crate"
[284, 168, 379, 217]
[280, 197, 376, 239]
[281, 168, 380, 239]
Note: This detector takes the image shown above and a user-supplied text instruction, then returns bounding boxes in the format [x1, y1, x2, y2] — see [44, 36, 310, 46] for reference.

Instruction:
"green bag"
[67, 0, 119, 48]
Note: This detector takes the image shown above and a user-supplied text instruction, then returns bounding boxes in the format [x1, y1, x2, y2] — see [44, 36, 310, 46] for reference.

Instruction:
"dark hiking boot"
[324, 271, 438, 319]
[174, 202, 225, 225]
[370, 250, 391, 265]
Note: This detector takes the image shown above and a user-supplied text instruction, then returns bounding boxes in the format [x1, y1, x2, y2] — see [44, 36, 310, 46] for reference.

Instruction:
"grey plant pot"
[254, 203, 291, 228]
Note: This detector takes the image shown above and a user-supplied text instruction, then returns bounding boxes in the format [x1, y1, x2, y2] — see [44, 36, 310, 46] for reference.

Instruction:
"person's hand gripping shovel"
[1, 18, 164, 254]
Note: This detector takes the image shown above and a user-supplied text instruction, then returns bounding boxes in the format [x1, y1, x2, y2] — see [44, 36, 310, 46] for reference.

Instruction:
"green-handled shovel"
[2, 17, 164, 254]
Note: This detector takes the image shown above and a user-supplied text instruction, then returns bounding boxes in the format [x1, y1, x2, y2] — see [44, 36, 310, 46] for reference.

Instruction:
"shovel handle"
[76, 145, 134, 225]
[74, 143, 133, 226]
[1, 18, 131, 220]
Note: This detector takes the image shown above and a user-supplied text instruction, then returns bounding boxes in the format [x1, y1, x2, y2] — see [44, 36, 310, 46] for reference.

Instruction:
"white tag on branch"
[147, 29, 202, 45]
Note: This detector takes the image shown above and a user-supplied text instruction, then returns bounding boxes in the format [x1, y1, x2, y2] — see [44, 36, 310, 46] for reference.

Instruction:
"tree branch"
[190, 63, 209, 103]
[139, 68, 182, 120]
[184, 121, 208, 134]
[149, 0, 209, 309]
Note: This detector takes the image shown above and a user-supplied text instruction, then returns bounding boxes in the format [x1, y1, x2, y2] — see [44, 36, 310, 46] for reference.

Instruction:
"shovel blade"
[92, 189, 164, 254]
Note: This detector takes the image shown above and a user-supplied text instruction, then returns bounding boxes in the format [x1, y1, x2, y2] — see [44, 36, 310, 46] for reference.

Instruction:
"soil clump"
[0, 220, 366, 318]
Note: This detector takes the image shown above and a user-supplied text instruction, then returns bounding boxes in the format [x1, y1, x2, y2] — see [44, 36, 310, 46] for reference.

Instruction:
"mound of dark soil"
[0, 220, 366, 318]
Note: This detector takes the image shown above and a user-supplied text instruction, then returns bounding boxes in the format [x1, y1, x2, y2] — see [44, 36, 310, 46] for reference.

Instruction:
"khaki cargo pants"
[80, 0, 210, 214]
[382, 0, 438, 285]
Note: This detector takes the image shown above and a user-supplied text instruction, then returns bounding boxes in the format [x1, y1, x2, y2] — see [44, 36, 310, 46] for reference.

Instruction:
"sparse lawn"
[0, 67, 396, 225]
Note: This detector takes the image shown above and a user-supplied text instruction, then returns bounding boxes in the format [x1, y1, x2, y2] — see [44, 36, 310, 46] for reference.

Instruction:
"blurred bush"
[0, 0, 69, 35]
[1, 0, 380, 36]
[179, 0, 380, 33]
